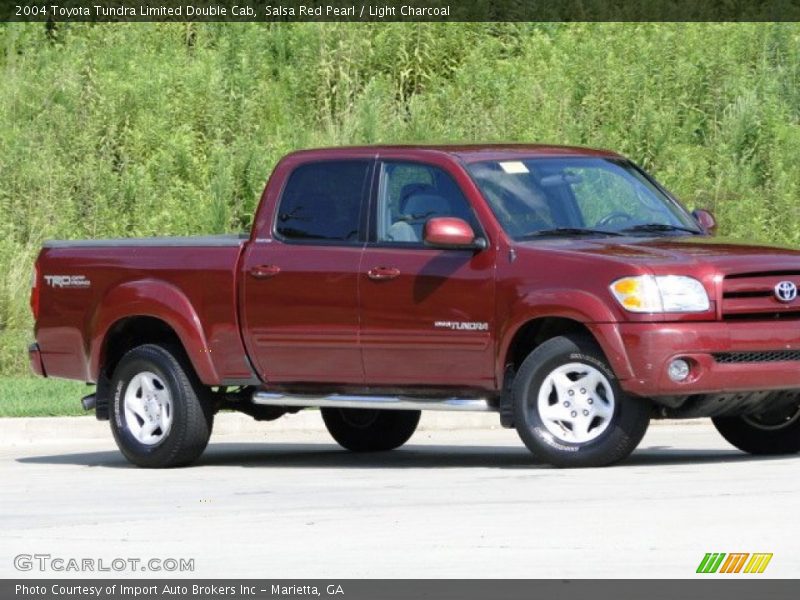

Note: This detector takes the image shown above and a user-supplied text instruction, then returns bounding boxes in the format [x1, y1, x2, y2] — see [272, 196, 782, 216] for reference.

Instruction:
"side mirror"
[692, 209, 717, 235]
[423, 217, 487, 250]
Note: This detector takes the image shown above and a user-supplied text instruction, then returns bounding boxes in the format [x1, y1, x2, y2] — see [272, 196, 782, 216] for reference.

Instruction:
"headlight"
[610, 275, 710, 313]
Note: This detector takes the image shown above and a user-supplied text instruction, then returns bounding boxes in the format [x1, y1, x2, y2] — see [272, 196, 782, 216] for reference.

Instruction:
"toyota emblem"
[775, 281, 798, 303]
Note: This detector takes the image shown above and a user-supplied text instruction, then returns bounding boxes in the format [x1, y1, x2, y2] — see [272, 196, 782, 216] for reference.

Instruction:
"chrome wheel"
[537, 362, 615, 444]
[123, 371, 173, 446]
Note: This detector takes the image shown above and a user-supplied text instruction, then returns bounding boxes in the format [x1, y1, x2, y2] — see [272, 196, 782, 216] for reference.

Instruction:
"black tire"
[512, 335, 650, 468]
[110, 344, 214, 468]
[321, 408, 420, 452]
[712, 405, 800, 455]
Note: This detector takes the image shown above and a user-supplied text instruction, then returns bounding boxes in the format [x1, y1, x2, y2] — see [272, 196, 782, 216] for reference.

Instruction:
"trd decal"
[44, 275, 91, 289]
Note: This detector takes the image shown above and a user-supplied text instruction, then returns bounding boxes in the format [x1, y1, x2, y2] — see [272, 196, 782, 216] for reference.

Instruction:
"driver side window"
[569, 167, 655, 227]
[376, 162, 477, 245]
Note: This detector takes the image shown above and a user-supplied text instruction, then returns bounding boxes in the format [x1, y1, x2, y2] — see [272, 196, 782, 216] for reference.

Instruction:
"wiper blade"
[620, 223, 701, 235]
[520, 227, 624, 239]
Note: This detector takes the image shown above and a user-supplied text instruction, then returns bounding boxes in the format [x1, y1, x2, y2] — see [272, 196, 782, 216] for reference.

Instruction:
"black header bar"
[3, 0, 800, 22]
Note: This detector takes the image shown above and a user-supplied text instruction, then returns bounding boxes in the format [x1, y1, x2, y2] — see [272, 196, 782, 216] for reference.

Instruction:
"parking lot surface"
[1, 417, 797, 578]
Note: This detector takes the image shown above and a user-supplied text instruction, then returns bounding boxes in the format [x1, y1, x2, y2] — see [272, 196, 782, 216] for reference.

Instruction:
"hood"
[517, 235, 800, 275]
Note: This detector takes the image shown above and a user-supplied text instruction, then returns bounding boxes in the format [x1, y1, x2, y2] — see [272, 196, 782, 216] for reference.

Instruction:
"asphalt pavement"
[1, 415, 798, 578]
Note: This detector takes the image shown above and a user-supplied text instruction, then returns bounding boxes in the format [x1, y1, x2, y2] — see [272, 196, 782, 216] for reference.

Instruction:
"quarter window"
[276, 160, 370, 243]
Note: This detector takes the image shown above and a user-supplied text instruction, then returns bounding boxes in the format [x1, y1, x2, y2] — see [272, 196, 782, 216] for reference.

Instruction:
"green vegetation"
[2, 22, 800, 415]
[0, 377, 89, 417]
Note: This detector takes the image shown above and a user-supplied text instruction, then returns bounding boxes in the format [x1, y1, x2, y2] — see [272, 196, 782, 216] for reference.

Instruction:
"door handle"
[367, 267, 401, 281]
[250, 264, 281, 279]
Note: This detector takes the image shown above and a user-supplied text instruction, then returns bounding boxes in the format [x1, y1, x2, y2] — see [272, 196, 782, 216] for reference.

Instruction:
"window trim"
[271, 158, 374, 247]
[367, 159, 488, 251]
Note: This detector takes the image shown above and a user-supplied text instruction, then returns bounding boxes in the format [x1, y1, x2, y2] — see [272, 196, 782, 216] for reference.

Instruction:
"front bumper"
[617, 321, 800, 397]
[28, 342, 46, 377]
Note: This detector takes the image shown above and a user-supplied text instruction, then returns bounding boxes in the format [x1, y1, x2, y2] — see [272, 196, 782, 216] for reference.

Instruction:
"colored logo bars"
[696, 553, 773, 574]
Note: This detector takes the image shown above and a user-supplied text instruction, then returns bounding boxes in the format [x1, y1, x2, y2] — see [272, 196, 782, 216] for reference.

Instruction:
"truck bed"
[34, 234, 256, 385]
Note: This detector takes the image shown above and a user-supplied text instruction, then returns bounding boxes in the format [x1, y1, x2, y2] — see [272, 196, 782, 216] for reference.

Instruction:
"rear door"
[359, 159, 497, 388]
[240, 159, 372, 384]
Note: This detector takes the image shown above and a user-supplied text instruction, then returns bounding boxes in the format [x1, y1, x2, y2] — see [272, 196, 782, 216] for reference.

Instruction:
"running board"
[251, 392, 496, 412]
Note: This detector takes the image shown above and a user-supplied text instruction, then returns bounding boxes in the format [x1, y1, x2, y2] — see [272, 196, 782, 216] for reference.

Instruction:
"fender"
[88, 279, 218, 384]
[498, 288, 634, 383]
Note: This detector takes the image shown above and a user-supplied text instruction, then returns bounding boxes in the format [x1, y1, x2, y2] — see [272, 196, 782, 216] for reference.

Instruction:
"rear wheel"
[712, 402, 800, 455]
[110, 344, 214, 468]
[512, 335, 650, 468]
[321, 408, 420, 452]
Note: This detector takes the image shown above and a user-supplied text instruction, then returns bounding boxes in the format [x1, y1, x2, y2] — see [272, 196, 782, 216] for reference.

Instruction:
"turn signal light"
[610, 275, 710, 313]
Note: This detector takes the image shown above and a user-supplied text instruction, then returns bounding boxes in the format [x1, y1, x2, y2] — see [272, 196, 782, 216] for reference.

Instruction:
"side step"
[252, 392, 496, 412]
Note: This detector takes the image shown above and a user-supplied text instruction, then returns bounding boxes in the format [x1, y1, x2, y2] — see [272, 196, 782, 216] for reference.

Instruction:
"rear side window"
[275, 160, 370, 243]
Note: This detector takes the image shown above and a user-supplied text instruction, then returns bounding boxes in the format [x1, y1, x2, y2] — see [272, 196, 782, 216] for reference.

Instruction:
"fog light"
[668, 359, 691, 382]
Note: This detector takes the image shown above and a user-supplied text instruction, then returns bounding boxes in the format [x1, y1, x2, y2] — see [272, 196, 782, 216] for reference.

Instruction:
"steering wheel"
[597, 211, 635, 227]
[481, 180, 552, 236]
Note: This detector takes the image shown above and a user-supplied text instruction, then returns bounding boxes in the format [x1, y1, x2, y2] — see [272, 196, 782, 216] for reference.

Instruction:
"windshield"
[466, 157, 701, 239]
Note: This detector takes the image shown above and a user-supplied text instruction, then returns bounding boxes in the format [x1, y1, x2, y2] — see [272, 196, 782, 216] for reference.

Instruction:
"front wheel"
[110, 344, 214, 468]
[512, 335, 650, 468]
[713, 402, 800, 455]
[321, 408, 420, 452]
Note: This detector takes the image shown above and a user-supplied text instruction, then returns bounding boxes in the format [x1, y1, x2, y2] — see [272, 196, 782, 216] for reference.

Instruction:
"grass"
[3, 22, 800, 414]
[0, 377, 93, 417]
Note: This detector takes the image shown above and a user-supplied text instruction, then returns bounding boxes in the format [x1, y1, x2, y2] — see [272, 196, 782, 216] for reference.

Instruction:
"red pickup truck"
[29, 145, 800, 468]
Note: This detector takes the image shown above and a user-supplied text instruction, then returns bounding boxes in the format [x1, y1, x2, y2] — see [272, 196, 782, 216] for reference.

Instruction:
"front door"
[241, 159, 371, 385]
[359, 160, 496, 388]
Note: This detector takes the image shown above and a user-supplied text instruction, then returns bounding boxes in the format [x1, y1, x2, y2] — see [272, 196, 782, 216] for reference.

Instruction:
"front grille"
[723, 311, 800, 321]
[713, 350, 800, 364]
[721, 271, 800, 320]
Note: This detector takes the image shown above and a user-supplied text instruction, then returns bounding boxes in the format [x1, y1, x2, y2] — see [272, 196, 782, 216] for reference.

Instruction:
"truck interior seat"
[394, 193, 453, 241]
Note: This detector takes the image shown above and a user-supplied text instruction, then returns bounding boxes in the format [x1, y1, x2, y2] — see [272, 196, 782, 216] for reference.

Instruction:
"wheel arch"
[89, 280, 218, 385]
[498, 294, 634, 389]
[504, 317, 594, 371]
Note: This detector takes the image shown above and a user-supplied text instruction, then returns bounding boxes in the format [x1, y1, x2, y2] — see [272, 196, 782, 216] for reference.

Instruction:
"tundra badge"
[434, 321, 489, 331]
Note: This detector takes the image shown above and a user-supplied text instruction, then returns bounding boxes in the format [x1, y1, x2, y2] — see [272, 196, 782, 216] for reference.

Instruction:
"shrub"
[2, 22, 799, 375]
